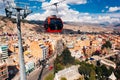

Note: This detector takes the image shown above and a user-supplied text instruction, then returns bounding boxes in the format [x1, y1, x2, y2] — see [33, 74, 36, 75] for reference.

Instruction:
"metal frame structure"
[16, 7, 27, 80]
[2, 0, 32, 80]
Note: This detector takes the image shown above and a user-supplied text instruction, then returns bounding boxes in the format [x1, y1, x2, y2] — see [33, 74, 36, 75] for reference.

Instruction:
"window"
[49, 18, 63, 30]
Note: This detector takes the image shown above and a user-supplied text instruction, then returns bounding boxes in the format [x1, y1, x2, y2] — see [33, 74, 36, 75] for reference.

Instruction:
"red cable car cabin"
[44, 15, 63, 32]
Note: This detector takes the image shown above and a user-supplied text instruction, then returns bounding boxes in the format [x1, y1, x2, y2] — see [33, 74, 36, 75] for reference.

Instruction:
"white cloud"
[106, 6, 109, 9]
[26, 12, 120, 24]
[0, 0, 16, 15]
[98, 16, 110, 20]
[42, 0, 87, 8]
[27, 0, 87, 21]
[109, 6, 120, 12]
[26, 13, 46, 20]
[29, 0, 45, 2]
[26, 0, 120, 23]
[0, 0, 120, 24]
[0, 0, 16, 8]
[65, 0, 87, 4]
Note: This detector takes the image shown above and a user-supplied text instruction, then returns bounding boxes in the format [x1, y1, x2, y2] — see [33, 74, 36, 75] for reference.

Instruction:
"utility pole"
[16, 7, 26, 80]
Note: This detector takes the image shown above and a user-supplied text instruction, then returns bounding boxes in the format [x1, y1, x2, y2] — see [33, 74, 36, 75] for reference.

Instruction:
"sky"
[0, 0, 120, 23]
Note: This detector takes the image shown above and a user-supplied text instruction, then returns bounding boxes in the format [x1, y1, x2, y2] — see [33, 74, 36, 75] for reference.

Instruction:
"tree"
[61, 77, 67, 80]
[78, 62, 95, 78]
[54, 63, 64, 73]
[54, 48, 75, 73]
[45, 73, 54, 80]
[95, 66, 103, 79]
[102, 40, 112, 49]
[115, 66, 120, 79]
[77, 77, 84, 80]
[92, 50, 101, 56]
[89, 70, 96, 80]
[74, 59, 80, 65]
[61, 48, 75, 65]
[100, 65, 112, 77]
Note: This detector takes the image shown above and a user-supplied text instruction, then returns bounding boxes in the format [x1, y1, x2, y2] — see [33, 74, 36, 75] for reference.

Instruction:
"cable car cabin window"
[49, 18, 63, 30]
[44, 19, 48, 30]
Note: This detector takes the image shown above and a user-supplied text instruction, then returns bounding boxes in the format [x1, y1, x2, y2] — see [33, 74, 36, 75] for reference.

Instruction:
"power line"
[42, 0, 66, 13]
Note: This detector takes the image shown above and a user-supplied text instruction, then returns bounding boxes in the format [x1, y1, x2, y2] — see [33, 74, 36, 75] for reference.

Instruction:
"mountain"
[0, 15, 116, 35]
[0, 16, 44, 35]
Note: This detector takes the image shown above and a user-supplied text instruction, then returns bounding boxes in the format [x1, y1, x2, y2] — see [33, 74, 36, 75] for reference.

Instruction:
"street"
[27, 54, 55, 80]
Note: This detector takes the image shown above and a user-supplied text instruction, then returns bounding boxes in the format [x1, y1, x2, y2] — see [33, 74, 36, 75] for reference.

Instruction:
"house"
[70, 50, 84, 59]
[0, 62, 8, 80]
[0, 45, 8, 61]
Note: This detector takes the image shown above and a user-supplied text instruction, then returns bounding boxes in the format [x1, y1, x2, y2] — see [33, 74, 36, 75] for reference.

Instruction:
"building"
[39, 44, 49, 60]
[29, 41, 45, 60]
[0, 45, 8, 61]
[66, 41, 74, 49]
[0, 62, 8, 80]
[54, 65, 84, 80]
[100, 59, 116, 69]
[108, 72, 116, 80]
[70, 50, 84, 60]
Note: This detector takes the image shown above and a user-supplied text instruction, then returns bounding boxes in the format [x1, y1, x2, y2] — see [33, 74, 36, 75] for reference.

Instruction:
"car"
[49, 65, 53, 70]
[45, 64, 49, 68]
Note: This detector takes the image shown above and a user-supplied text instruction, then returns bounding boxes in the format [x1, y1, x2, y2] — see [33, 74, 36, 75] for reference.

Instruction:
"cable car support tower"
[2, 0, 32, 80]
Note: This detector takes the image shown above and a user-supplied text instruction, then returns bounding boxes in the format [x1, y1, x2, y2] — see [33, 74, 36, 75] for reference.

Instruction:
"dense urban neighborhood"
[0, 16, 120, 80]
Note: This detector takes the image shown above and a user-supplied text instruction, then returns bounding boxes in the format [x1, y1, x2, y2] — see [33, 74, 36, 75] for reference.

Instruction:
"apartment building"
[0, 62, 8, 80]
[39, 44, 49, 60]
[29, 41, 49, 60]
[0, 45, 8, 61]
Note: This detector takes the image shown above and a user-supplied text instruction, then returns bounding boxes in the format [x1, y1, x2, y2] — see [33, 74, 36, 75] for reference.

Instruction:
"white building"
[109, 72, 117, 80]
[0, 45, 8, 61]
[54, 65, 84, 80]
[39, 44, 49, 60]
[71, 50, 84, 59]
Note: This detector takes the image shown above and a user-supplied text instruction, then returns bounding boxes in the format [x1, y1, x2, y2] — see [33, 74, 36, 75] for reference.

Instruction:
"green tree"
[61, 48, 75, 65]
[74, 59, 80, 65]
[95, 66, 103, 79]
[61, 77, 67, 80]
[54, 63, 64, 73]
[115, 66, 120, 79]
[78, 62, 95, 78]
[45, 73, 54, 80]
[77, 77, 84, 80]
[54, 48, 75, 73]
[100, 65, 112, 77]
[102, 40, 112, 49]
[89, 70, 96, 80]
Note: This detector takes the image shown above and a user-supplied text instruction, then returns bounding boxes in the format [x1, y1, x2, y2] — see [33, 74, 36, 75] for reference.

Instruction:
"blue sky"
[0, 0, 120, 23]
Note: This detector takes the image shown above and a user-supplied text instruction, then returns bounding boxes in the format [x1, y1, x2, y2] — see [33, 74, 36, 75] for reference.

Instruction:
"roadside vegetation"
[54, 48, 76, 73]
[44, 72, 54, 80]
[60, 77, 67, 80]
